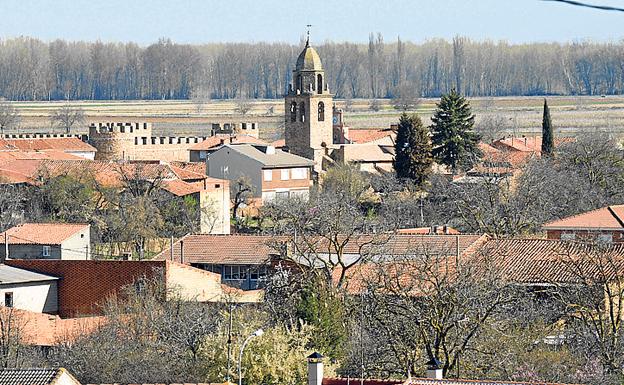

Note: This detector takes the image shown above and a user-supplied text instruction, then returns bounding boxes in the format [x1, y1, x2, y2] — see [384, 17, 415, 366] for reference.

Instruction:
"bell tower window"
[299, 102, 306, 123]
[318, 102, 325, 121]
[317, 74, 323, 94]
[297, 74, 302, 92]
[290, 102, 297, 122]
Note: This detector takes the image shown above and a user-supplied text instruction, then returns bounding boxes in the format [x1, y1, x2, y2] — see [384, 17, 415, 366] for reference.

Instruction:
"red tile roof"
[325, 377, 578, 385]
[323, 378, 401, 385]
[169, 161, 207, 175]
[0, 159, 226, 197]
[404, 378, 580, 385]
[3, 138, 96, 153]
[1, 307, 104, 346]
[491, 136, 574, 154]
[348, 129, 395, 144]
[543, 205, 624, 230]
[271, 138, 286, 148]
[154, 234, 282, 265]
[0, 223, 89, 245]
[0, 150, 83, 161]
[189, 134, 266, 151]
[482, 238, 624, 284]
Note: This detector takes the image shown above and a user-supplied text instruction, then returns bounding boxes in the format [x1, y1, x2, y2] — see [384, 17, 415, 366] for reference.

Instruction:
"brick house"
[5, 259, 258, 317]
[0, 223, 91, 260]
[206, 143, 314, 203]
[542, 205, 624, 243]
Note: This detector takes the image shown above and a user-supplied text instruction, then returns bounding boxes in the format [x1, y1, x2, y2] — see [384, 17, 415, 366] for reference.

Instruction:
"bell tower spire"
[284, 31, 333, 173]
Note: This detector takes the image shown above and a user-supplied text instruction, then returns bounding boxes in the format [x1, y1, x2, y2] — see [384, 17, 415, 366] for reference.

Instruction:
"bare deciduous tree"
[392, 84, 421, 112]
[50, 104, 86, 134]
[235, 99, 252, 116]
[0, 99, 20, 134]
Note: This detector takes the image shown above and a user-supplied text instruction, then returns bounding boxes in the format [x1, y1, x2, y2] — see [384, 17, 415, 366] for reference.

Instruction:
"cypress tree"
[430, 89, 482, 172]
[393, 113, 433, 187]
[541, 98, 554, 157]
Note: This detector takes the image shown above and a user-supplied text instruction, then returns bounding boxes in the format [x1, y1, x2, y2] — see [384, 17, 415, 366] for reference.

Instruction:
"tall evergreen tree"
[541, 98, 554, 157]
[430, 89, 482, 172]
[394, 113, 433, 187]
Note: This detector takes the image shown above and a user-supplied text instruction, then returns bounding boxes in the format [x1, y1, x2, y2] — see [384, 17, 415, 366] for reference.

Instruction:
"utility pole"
[4, 232, 8, 260]
[226, 303, 234, 382]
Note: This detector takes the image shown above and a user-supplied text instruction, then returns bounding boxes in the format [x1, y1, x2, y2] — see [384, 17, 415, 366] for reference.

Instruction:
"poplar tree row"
[1, 36, 623, 100]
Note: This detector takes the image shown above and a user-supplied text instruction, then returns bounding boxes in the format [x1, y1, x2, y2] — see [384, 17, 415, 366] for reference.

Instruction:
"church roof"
[295, 41, 323, 71]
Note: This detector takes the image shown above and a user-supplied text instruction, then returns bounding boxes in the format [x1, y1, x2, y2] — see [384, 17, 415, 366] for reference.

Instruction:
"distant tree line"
[1, 35, 624, 101]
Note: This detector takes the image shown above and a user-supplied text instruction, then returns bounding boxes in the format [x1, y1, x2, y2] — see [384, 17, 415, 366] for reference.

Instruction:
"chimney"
[426, 357, 443, 380]
[443, 225, 449, 235]
[265, 145, 276, 155]
[307, 352, 323, 385]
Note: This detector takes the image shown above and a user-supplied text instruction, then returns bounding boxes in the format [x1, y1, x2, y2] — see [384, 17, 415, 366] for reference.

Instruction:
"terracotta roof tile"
[543, 205, 624, 230]
[0, 223, 89, 245]
[190, 135, 266, 151]
[348, 129, 395, 144]
[1, 307, 104, 346]
[4, 138, 96, 153]
[154, 234, 282, 265]
[271, 138, 286, 148]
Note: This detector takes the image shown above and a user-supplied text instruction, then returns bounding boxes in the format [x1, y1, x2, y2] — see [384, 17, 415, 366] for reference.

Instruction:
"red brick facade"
[5, 260, 166, 317]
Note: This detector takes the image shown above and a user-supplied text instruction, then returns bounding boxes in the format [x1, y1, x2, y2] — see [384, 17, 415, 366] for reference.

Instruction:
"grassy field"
[9, 95, 624, 141]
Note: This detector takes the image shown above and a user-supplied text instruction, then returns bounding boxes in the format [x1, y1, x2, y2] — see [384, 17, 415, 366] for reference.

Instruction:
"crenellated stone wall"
[88, 121, 260, 162]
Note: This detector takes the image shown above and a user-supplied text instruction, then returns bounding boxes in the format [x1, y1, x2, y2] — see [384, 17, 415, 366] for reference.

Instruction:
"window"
[318, 101, 325, 121]
[224, 265, 247, 281]
[276, 191, 290, 199]
[598, 233, 613, 243]
[264, 169, 273, 181]
[296, 74, 302, 92]
[299, 102, 305, 123]
[250, 266, 269, 281]
[290, 102, 297, 122]
[317, 74, 323, 94]
[281, 169, 289, 180]
[4, 292, 13, 308]
[42, 246, 51, 257]
[560, 233, 576, 241]
[291, 168, 307, 180]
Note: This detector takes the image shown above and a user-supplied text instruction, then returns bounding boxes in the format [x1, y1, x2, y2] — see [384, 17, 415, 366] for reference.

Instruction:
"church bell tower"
[284, 36, 333, 171]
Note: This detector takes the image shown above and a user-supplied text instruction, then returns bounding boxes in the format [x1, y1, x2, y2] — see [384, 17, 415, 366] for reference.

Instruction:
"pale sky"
[0, 0, 622, 45]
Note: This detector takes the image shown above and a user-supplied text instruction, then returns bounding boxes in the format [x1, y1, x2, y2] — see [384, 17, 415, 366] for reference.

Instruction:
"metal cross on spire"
[306, 24, 313, 46]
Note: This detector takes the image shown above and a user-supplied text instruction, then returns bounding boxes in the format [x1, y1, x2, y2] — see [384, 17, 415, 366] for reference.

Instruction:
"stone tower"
[284, 38, 333, 171]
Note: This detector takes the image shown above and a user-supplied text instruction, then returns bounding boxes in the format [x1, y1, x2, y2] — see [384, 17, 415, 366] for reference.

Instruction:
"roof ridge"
[608, 205, 624, 228]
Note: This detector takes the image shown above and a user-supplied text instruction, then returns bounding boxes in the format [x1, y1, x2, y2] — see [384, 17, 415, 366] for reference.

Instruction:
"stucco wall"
[166, 262, 226, 302]
[200, 186, 231, 235]
[60, 229, 91, 260]
[0, 280, 58, 313]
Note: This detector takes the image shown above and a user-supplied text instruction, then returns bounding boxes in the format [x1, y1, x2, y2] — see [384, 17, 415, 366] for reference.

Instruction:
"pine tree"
[430, 89, 482, 172]
[393, 113, 433, 187]
[541, 98, 554, 157]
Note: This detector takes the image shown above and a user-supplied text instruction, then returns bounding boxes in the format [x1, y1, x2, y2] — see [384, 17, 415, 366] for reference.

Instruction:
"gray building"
[0, 223, 90, 260]
[206, 143, 314, 204]
[0, 264, 58, 313]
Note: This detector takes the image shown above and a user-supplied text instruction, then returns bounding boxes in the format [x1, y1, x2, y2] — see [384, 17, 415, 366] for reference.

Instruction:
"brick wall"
[5, 260, 165, 317]
[546, 229, 624, 242]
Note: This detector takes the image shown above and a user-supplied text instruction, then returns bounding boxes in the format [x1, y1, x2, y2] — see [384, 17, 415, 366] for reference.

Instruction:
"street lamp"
[238, 328, 264, 385]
